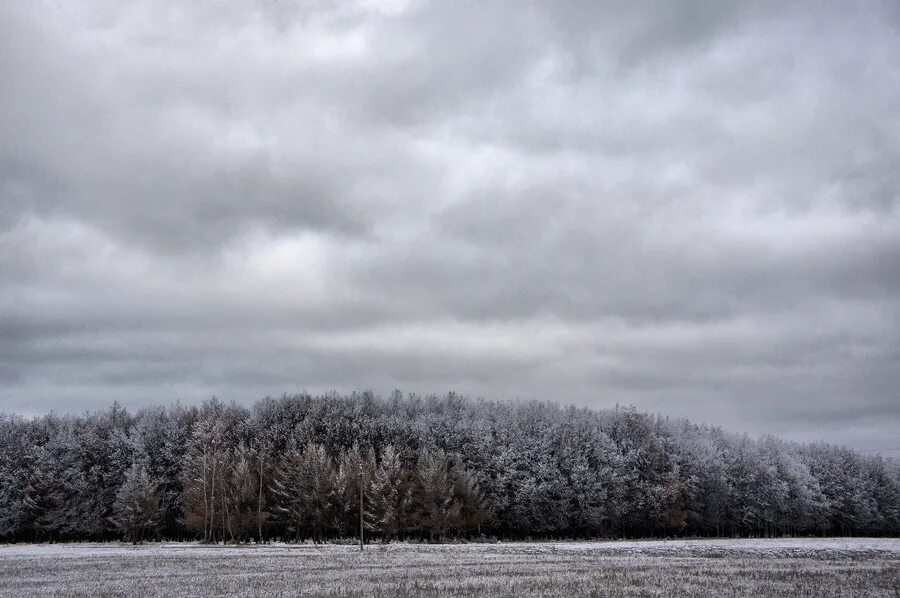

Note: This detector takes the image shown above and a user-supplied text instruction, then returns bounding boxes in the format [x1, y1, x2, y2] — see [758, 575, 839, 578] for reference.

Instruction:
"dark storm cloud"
[1, 0, 899, 452]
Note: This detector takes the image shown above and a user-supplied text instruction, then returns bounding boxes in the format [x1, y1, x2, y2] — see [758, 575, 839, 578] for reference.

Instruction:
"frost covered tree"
[134, 406, 193, 539]
[111, 463, 161, 543]
[453, 468, 491, 536]
[179, 399, 243, 543]
[559, 412, 620, 537]
[219, 441, 268, 543]
[0, 392, 898, 542]
[368, 444, 412, 541]
[334, 446, 376, 539]
[273, 443, 338, 542]
[415, 449, 458, 541]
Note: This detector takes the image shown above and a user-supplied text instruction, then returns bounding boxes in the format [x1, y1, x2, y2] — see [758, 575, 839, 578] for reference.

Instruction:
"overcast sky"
[2, 0, 898, 452]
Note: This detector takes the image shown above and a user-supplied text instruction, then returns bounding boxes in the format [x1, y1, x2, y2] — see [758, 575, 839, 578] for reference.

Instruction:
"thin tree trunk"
[223, 479, 234, 543]
[209, 451, 218, 543]
[258, 446, 265, 543]
[202, 450, 209, 542]
[359, 472, 365, 552]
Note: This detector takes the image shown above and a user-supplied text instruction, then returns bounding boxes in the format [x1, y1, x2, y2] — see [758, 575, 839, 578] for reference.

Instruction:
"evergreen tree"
[368, 445, 412, 541]
[0, 393, 897, 542]
[415, 449, 457, 541]
[111, 463, 161, 543]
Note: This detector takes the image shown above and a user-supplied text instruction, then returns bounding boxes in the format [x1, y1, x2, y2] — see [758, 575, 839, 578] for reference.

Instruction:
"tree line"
[0, 391, 897, 543]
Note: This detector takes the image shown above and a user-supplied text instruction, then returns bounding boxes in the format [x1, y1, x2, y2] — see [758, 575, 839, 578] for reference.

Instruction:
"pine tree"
[416, 450, 457, 541]
[223, 441, 268, 543]
[368, 445, 412, 542]
[1, 393, 899, 543]
[334, 446, 375, 539]
[273, 443, 338, 543]
[111, 463, 161, 543]
[453, 468, 491, 537]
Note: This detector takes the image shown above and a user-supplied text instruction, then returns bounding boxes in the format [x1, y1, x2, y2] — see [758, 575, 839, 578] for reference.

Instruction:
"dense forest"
[0, 392, 898, 544]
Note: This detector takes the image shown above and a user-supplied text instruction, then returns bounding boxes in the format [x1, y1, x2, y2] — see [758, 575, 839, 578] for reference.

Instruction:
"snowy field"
[0, 538, 898, 597]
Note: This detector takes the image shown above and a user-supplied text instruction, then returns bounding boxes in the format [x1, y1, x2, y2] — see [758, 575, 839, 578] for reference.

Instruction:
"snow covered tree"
[273, 443, 338, 542]
[0, 392, 898, 542]
[134, 406, 193, 539]
[368, 444, 412, 541]
[453, 468, 491, 536]
[559, 413, 621, 537]
[222, 440, 270, 543]
[334, 446, 376, 539]
[179, 399, 243, 543]
[415, 449, 458, 541]
[111, 463, 161, 543]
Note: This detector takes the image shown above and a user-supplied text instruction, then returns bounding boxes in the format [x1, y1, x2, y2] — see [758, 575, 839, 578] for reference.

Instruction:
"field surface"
[0, 538, 897, 597]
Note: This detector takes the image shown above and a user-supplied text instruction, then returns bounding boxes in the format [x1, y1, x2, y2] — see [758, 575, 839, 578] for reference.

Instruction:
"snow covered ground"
[550, 536, 900, 557]
[3, 536, 898, 558]
[0, 538, 897, 597]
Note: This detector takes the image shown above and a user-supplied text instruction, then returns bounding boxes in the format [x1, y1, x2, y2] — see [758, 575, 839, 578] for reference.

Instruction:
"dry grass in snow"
[0, 538, 897, 597]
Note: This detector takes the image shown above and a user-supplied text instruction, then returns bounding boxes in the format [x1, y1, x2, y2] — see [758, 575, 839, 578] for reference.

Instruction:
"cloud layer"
[2, 0, 899, 451]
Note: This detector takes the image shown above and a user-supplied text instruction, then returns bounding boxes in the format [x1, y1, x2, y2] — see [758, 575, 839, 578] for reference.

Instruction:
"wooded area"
[0, 392, 897, 543]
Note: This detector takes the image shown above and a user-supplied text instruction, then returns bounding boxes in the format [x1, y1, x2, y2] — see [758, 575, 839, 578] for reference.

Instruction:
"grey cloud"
[1, 0, 899, 451]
